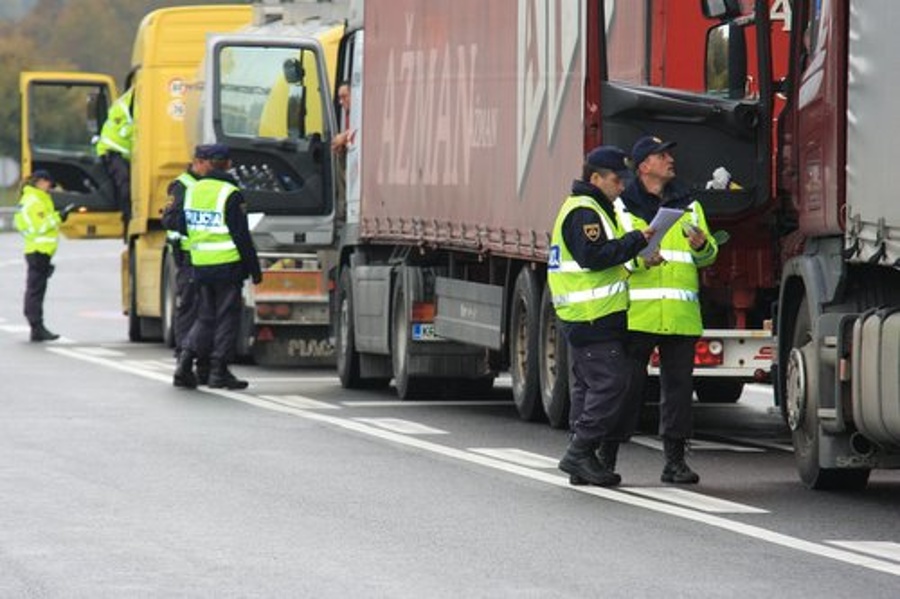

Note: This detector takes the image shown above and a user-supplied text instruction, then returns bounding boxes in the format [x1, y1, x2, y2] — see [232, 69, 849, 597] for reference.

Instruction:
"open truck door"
[592, 0, 776, 402]
[20, 72, 124, 240]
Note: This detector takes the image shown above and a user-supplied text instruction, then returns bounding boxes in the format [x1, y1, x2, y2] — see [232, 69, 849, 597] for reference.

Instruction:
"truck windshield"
[216, 44, 328, 141]
[29, 82, 108, 155]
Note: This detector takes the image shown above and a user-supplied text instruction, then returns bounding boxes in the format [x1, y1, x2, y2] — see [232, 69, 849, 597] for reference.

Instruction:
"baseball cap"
[194, 143, 230, 160]
[584, 145, 629, 173]
[631, 136, 677, 167]
[32, 169, 55, 184]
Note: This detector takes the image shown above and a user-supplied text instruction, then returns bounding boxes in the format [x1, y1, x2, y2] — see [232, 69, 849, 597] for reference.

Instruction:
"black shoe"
[173, 351, 197, 389]
[661, 438, 700, 484]
[559, 437, 621, 487]
[208, 365, 248, 390]
[196, 360, 210, 386]
[30, 324, 60, 342]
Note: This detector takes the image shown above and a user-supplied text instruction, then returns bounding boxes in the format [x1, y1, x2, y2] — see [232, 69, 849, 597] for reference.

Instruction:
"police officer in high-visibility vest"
[161, 148, 216, 381]
[96, 86, 134, 225]
[172, 144, 262, 389]
[619, 136, 719, 484]
[14, 169, 74, 342]
[549, 146, 656, 487]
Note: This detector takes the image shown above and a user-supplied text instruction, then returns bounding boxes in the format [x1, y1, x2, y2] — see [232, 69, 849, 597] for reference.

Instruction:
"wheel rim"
[512, 298, 528, 392]
[542, 315, 558, 395]
[785, 347, 807, 431]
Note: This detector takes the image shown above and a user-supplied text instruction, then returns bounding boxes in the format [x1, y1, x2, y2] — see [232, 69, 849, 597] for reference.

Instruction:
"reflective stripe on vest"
[184, 180, 240, 265]
[167, 172, 199, 250]
[547, 194, 629, 322]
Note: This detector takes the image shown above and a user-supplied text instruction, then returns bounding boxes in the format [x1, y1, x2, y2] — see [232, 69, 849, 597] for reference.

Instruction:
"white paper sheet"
[638, 207, 684, 259]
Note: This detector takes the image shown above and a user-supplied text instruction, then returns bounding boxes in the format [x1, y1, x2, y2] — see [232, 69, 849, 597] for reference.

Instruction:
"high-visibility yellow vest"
[166, 171, 198, 252]
[548, 195, 630, 323]
[184, 179, 241, 266]
[96, 87, 134, 160]
[614, 198, 717, 335]
[14, 184, 61, 256]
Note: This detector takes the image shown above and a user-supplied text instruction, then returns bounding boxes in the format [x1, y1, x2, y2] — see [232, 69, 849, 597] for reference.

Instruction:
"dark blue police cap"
[631, 135, 676, 167]
[585, 145, 629, 173]
[32, 169, 55, 184]
[194, 143, 230, 160]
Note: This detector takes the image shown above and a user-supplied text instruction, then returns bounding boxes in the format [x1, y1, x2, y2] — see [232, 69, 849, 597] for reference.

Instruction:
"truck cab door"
[20, 72, 124, 239]
[594, 0, 774, 221]
[196, 34, 338, 249]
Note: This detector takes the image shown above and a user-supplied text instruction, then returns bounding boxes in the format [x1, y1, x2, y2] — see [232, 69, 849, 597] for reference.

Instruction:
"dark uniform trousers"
[568, 338, 637, 444]
[172, 249, 198, 354]
[102, 152, 131, 223]
[187, 278, 242, 363]
[24, 252, 54, 327]
[628, 332, 697, 439]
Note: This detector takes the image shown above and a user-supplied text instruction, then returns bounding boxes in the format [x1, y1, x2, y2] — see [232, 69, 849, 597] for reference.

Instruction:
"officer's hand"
[643, 250, 665, 267]
[640, 226, 656, 243]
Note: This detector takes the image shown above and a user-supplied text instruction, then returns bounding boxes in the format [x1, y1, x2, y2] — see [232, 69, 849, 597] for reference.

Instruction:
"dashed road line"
[469, 448, 559, 469]
[352, 418, 448, 435]
[827, 541, 900, 563]
[621, 487, 769, 514]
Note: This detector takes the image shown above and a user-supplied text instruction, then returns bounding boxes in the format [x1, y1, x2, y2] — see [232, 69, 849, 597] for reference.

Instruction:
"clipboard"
[638, 207, 684, 259]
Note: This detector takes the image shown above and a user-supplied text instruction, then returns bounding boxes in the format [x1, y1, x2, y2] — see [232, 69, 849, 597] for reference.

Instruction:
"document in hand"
[638, 207, 685, 259]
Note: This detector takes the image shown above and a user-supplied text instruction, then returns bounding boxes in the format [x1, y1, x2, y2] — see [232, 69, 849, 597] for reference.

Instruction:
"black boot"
[559, 437, 621, 487]
[661, 438, 700, 484]
[207, 360, 248, 390]
[597, 441, 620, 474]
[30, 323, 60, 342]
[173, 350, 197, 389]
[195, 358, 211, 386]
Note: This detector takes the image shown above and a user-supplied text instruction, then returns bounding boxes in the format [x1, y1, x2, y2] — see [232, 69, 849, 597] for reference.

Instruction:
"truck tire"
[539, 284, 569, 429]
[160, 251, 177, 349]
[391, 273, 426, 400]
[694, 379, 743, 403]
[509, 268, 544, 422]
[788, 297, 870, 490]
[336, 268, 363, 388]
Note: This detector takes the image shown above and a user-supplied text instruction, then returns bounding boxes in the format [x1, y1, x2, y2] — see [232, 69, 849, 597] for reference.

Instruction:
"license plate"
[412, 323, 438, 341]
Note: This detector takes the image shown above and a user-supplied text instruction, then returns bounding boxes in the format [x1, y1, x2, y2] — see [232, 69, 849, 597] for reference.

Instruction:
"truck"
[766, 0, 900, 490]
[196, 0, 791, 425]
[19, 3, 343, 366]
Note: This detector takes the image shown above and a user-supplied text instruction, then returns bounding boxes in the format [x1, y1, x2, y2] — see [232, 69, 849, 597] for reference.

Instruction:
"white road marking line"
[124, 359, 175, 371]
[827, 541, 900, 563]
[76, 347, 126, 357]
[0, 324, 31, 333]
[41, 346, 900, 578]
[244, 376, 340, 384]
[631, 436, 764, 453]
[352, 418, 448, 435]
[48, 347, 173, 384]
[341, 400, 511, 408]
[469, 448, 560, 469]
[621, 487, 769, 514]
[257, 395, 340, 410]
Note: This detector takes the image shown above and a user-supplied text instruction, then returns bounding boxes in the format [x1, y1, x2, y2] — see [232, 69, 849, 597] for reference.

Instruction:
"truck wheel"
[694, 379, 744, 403]
[539, 284, 568, 429]
[160, 252, 177, 349]
[510, 268, 544, 421]
[391, 274, 426, 400]
[788, 298, 870, 490]
[336, 268, 363, 388]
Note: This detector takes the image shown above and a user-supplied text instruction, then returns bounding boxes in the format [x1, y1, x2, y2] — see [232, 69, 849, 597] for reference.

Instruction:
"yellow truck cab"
[20, 5, 253, 343]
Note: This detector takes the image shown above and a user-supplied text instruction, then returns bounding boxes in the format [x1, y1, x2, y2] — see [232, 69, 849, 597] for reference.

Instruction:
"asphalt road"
[2, 235, 900, 598]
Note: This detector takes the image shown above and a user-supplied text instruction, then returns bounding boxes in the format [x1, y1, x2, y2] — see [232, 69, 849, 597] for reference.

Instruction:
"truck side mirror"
[705, 22, 748, 99]
[283, 58, 304, 84]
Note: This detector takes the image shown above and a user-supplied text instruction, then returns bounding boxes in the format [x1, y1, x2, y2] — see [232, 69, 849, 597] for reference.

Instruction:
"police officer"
[172, 144, 262, 389]
[96, 86, 135, 225]
[14, 169, 73, 342]
[161, 148, 215, 382]
[618, 136, 719, 484]
[550, 146, 655, 487]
